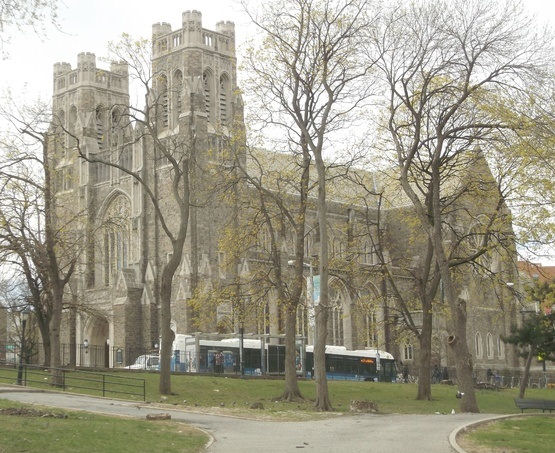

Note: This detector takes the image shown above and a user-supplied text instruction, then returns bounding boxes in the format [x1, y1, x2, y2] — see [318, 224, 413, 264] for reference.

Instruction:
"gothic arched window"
[173, 69, 183, 125]
[219, 73, 229, 125]
[486, 332, 494, 359]
[157, 74, 169, 128]
[353, 290, 379, 349]
[110, 107, 121, 147]
[102, 195, 131, 286]
[403, 344, 414, 361]
[203, 70, 213, 123]
[328, 283, 345, 346]
[497, 336, 505, 358]
[68, 105, 78, 147]
[475, 332, 483, 358]
[95, 105, 106, 150]
[56, 109, 65, 148]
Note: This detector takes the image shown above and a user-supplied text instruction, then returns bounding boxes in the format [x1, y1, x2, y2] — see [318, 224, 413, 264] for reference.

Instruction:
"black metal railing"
[0, 361, 145, 401]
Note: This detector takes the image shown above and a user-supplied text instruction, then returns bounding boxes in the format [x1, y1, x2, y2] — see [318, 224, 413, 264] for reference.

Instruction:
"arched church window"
[403, 343, 414, 360]
[102, 195, 131, 286]
[203, 70, 213, 123]
[466, 215, 494, 274]
[497, 336, 505, 358]
[57, 109, 65, 129]
[110, 107, 121, 146]
[56, 109, 65, 149]
[219, 73, 229, 125]
[157, 74, 169, 128]
[328, 283, 345, 346]
[173, 69, 183, 125]
[486, 332, 494, 359]
[68, 105, 78, 147]
[353, 291, 378, 349]
[95, 105, 106, 150]
[475, 331, 483, 358]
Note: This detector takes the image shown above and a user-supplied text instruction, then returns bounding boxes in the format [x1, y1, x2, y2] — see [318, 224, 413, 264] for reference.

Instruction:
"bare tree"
[224, 141, 313, 401]
[0, 0, 59, 56]
[0, 100, 80, 381]
[369, 0, 551, 412]
[244, 0, 375, 411]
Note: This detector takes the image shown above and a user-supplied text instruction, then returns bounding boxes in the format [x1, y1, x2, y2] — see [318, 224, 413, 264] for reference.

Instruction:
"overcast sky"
[0, 0, 254, 103]
[0, 0, 553, 263]
[1, 0, 553, 103]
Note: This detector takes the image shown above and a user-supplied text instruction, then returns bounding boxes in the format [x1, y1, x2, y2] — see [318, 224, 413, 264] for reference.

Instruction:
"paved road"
[0, 388, 489, 452]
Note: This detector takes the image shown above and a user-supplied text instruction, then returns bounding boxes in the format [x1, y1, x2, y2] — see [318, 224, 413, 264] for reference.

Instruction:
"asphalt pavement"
[0, 387, 491, 452]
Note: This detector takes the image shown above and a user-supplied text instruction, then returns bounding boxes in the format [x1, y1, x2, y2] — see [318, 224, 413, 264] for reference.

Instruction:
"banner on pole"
[312, 275, 320, 306]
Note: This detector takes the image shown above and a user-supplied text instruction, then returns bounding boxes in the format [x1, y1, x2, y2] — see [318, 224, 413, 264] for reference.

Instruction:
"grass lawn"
[140, 374, 552, 415]
[0, 398, 208, 453]
[2, 365, 554, 417]
[460, 416, 555, 453]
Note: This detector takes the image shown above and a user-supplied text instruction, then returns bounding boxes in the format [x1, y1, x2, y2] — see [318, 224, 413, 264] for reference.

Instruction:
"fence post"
[143, 379, 146, 401]
[62, 369, 66, 391]
[24, 364, 27, 386]
[102, 374, 105, 397]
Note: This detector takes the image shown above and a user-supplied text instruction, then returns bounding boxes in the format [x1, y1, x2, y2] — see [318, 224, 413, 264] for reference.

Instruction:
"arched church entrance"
[83, 316, 109, 368]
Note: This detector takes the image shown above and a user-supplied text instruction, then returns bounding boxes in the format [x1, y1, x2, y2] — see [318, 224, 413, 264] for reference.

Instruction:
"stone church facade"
[50, 11, 521, 378]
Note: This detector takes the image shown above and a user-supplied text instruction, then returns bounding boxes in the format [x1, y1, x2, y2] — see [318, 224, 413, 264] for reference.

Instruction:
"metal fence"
[0, 360, 145, 400]
[396, 365, 551, 389]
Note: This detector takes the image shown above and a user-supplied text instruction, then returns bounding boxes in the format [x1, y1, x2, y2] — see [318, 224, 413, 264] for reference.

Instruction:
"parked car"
[126, 354, 159, 370]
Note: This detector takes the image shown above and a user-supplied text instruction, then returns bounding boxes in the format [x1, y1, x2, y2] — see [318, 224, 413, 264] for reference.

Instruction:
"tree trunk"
[159, 267, 175, 395]
[447, 303, 479, 412]
[69, 304, 76, 367]
[313, 154, 332, 411]
[37, 318, 51, 367]
[281, 307, 303, 401]
[416, 306, 433, 400]
[519, 349, 534, 399]
[430, 163, 478, 413]
[49, 286, 63, 386]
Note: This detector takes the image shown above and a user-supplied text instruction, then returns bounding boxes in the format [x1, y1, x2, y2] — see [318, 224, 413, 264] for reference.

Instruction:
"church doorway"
[83, 316, 109, 368]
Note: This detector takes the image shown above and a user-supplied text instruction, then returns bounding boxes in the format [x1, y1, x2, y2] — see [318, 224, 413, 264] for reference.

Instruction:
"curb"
[449, 413, 555, 453]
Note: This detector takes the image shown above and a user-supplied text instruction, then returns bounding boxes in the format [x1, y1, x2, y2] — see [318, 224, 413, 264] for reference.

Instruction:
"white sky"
[1, 0, 553, 103]
[0, 0, 553, 263]
[0, 0, 253, 103]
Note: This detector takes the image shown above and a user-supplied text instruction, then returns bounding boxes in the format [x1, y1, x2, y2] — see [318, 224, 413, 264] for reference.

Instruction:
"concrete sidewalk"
[0, 386, 487, 452]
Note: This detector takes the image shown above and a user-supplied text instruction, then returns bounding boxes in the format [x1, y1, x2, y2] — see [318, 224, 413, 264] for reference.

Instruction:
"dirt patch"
[0, 407, 68, 419]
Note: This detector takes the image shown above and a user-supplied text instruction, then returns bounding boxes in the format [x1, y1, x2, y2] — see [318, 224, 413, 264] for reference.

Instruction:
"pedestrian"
[487, 368, 493, 383]
[215, 351, 223, 374]
[494, 370, 501, 387]
[432, 364, 440, 383]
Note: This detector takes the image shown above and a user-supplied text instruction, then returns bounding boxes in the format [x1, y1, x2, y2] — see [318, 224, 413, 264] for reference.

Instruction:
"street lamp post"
[17, 310, 30, 386]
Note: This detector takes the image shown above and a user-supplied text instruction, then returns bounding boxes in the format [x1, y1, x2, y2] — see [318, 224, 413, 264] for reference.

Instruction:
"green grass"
[3, 365, 554, 416]
[142, 372, 554, 415]
[0, 398, 208, 453]
[463, 416, 555, 453]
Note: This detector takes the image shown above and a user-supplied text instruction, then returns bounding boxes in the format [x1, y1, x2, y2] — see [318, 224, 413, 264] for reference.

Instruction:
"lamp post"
[17, 310, 30, 385]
